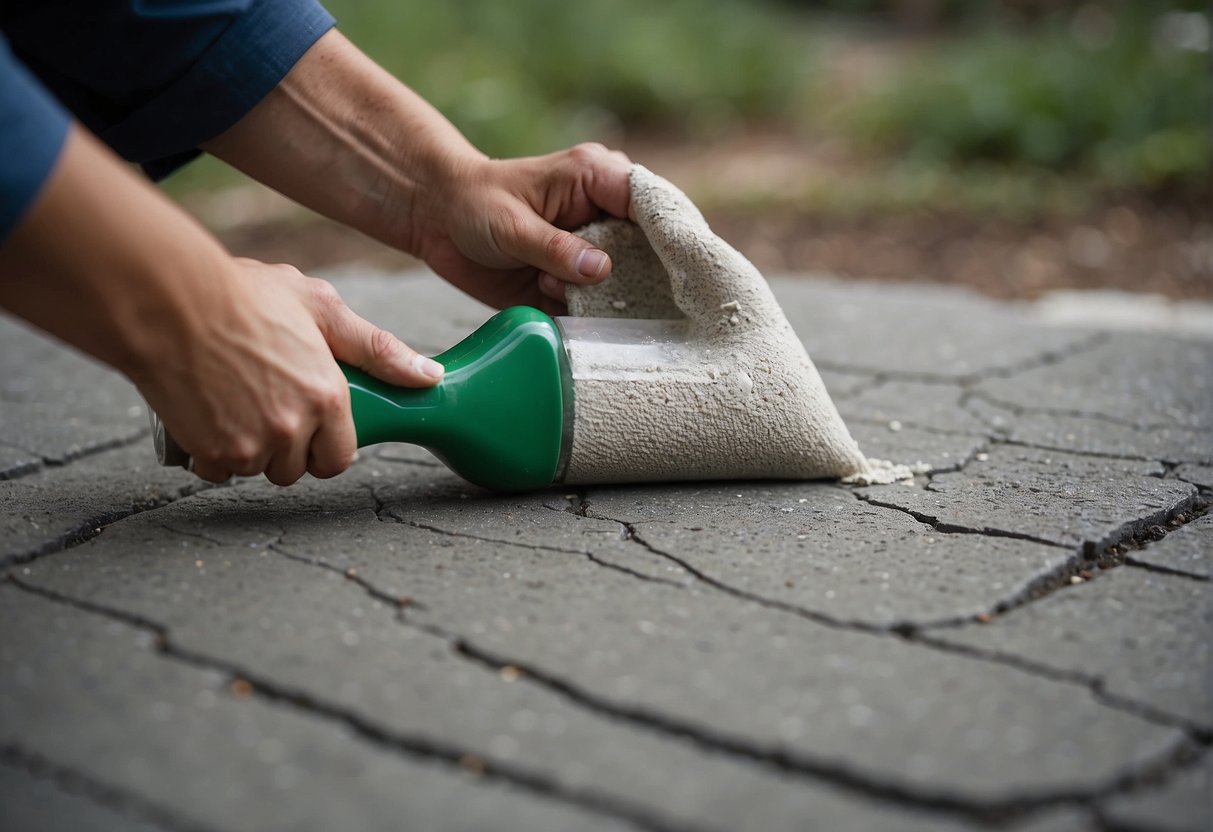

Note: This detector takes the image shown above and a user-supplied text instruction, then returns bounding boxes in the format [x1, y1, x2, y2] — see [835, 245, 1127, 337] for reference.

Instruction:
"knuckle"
[309, 278, 343, 309]
[570, 141, 607, 163]
[266, 413, 300, 445]
[543, 230, 576, 265]
[369, 327, 406, 365]
[314, 381, 349, 415]
[226, 437, 261, 470]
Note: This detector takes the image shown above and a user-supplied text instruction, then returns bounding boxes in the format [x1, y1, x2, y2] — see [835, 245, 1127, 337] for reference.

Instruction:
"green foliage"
[838, 5, 1210, 188]
[326, 0, 808, 157]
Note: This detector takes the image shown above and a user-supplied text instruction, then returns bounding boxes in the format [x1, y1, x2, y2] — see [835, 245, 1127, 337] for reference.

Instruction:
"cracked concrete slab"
[3, 270, 1210, 832]
[770, 275, 1095, 380]
[937, 567, 1212, 729]
[840, 381, 992, 437]
[0, 586, 640, 832]
[848, 421, 989, 474]
[0, 318, 149, 470]
[9, 494, 986, 832]
[992, 412, 1211, 465]
[0, 443, 199, 569]
[23, 470, 1182, 804]
[579, 482, 1070, 628]
[857, 445, 1197, 553]
[0, 445, 41, 482]
[1099, 753, 1212, 832]
[973, 333, 1213, 432]
[0, 761, 167, 832]
[1125, 513, 1211, 579]
[1175, 464, 1213, 490]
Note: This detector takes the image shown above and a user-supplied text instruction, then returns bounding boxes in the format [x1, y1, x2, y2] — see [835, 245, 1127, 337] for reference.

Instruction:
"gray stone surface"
[839, 381, 991, 437]
[771, 276, 1093, 380]
[939, 567, 1211, 728]
[0, 761, 166, 832]
[2, 271, 1210, 832]
[22, 470, 1174, 802]
[0, 586, 637, 832]
[9, 490, 978, 832]
[974, 333, 1213, 432]
[0, 443, 40, 480]
[858, 446, 1198, 553]
[0, 443, 198, 568]
[1176, 463, 1213, 490]
[848, 421, 989, 474]
[0, 317, 148, 469]
[1100, 754, 1213, 832]
[576, 482, 1071, 627]
[1126, 512, 1212, 579]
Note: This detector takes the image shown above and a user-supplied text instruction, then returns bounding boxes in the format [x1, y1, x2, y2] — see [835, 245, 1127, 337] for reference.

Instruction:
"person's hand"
[201, 32, 634, 315]
[405, 142, 634, 315]
[132, 258, 442, 486]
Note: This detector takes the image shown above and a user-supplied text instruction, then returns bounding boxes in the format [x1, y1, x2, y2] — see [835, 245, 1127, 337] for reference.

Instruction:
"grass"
[165, 0, 1210, 222]
[832, 4, 1210, 191]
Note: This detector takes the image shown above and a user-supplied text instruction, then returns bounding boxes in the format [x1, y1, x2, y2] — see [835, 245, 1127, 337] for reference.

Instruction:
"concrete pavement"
[1, 271, 1209, 832]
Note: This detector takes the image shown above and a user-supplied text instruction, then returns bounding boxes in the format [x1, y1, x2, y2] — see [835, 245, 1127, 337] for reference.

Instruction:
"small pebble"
[1069, 575, 1085, 585]
[500, 665, 522, 682]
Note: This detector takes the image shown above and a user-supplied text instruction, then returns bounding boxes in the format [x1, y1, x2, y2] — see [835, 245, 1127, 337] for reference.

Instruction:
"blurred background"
[167, 0, 1211, 300]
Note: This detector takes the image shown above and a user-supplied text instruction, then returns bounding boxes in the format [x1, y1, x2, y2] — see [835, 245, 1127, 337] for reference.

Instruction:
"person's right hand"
[131, 258, 443, 485]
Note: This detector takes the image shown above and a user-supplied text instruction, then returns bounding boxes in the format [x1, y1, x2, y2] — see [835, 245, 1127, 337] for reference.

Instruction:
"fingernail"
[414, 355, 444, 379]
[575, 249, 608, 279]
[540, 273, 562, 295]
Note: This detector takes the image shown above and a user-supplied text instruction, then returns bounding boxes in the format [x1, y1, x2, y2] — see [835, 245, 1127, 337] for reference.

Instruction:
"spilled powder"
[563, 165, 907, 485]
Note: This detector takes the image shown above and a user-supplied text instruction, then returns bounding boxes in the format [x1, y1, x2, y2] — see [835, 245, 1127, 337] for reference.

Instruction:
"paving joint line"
[246, 532, 1201, 825]
[0, 427, 153, 483]
[0, 479, 220, 574]
[3, 577, 700, 832]
[0, 742, 219, 832]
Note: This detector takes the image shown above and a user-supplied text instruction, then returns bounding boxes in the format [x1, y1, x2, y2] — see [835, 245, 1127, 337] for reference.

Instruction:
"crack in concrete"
[0, 479, 220, 574]
[381, 511, 687, 588]
[0, 742, 218, 832]
[446, 636, 1205, 827]
[568, 492, 1212, 744]
[964, 390, 1205, 436]
[247, 531, 1208, 826]
[848, 491, 1070, 550]
[1122, 558, 1211, 582]
[3, 576, 708, 832]
[269, 537, 427, 612]
[910, 631, 1212, 741]
[0, 427, 153, 482]
[815, 331, 1110, 389]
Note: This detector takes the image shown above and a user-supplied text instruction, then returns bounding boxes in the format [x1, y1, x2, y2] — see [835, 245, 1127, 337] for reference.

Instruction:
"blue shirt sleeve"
[1, 0, 335, 186]
[0, 34, 71, 243]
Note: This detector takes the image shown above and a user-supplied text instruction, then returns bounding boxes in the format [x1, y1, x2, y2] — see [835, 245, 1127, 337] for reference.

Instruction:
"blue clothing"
[0, 0, 335, 242]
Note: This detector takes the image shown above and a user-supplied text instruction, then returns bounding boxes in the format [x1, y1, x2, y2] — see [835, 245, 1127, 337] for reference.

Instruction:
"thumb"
[505, 214, 613, 287]
[322, 304, 444, 388]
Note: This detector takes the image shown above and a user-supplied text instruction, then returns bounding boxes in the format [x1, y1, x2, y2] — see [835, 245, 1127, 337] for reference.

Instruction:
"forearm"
[0, 124, 239, 381]
[201, 28, 483, 254]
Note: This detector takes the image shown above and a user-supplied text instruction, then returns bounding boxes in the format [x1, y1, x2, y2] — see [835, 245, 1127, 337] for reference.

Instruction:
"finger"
[503, 213, 613, 287]
[306, 408, 357, 480]
[189, 458, 232, 484]
[538, 272, 566, 302]
[264, 431, 312, 487]
[562, 142, 633, 222]
[315, 288, 443, 388]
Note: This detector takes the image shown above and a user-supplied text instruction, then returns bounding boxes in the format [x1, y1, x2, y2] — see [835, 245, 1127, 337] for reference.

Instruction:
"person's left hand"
[406, 142, 634, 315]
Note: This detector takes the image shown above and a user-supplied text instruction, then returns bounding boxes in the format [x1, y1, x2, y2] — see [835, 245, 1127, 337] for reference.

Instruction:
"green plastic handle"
[342, 306, 570, 492]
